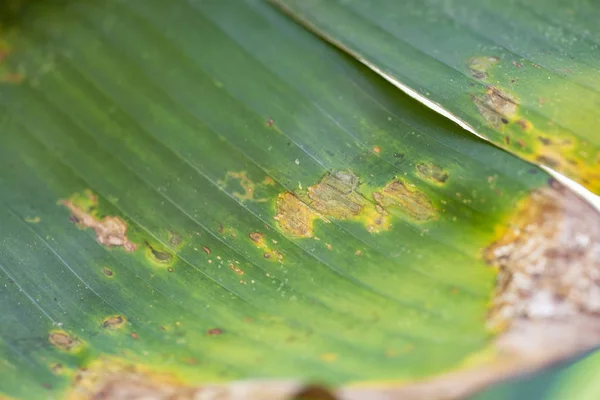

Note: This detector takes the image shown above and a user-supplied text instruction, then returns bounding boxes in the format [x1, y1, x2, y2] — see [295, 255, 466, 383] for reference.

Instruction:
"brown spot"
[229, 263, 244, 275]
[473, 87, 519, 128]
[103, 315, 126, 330]
[325, 243, 332, 251]
[202, 246, 211, 254]
[538, 136, 552, 146]
[468, 56, 499, 80]
[207, 328, 223, 336]
[307, 171, 367, 219]
[505, 136, 511, 145]
[130, 332, 139, 340]
[274, 192, 319, 238]
[266, 118, 274, 127]
[512, 61, 523, 68]
[355, 250, 362, 256]
[102, 267, 114, 277]
[61, 191, 136, 252]
[373, 180, 436, 221]
[145, 242, 173, 264]
[372, 146, 381, 154]
[249, 232, 265, 244]
[49, 331, 82, 352]
[263, 252, 271, 259]
[517, 119, 533, 131]
[416, 163, 449, 184]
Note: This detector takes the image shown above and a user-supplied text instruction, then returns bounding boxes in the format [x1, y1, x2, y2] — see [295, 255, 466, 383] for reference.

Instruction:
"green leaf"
[0, 0, 595, 399]
[273, 0, 600, 194]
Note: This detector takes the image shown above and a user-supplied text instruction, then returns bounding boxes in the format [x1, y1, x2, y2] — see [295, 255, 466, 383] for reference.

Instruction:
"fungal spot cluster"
[275, 171, 436, 237]
[61, 190, 136, 252]
[484, 181, 600, 329]
[249, 232, 283, 261]
[466, 56, 600, 190]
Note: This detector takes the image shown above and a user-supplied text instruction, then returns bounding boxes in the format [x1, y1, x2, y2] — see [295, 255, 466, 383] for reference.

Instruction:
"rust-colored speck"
[61, 190, 136, 252]
[131, 332, 139, 340]
[207, 328, 223, 336]
[202, 246, 211, 254]
[229, 263, 244, 275]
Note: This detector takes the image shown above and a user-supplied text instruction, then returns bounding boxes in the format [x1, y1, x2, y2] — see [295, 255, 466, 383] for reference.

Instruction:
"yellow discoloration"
[360, 203, 391, 233]
[220, 171, 267, 202]
[24, 216, 40, 223]
[61, 190, 137, 252]
[275, 172, 436, 237]
[48, 331, 83, 352]
[274, 192, 320, 238]
[373, 180, 436, 221]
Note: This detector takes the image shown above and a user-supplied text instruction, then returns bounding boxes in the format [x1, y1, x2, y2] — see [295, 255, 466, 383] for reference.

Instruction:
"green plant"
[1, 1, 599, 399]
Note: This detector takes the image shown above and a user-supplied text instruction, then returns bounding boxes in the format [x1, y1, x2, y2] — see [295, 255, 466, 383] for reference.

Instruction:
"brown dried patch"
[307, 171, 367, 219]
[67, 358, 192, 400]
[373, 180, 436, 221]
[61, 191, 136, 252]
[274, 192, 319, 238]
[103, 315, 126, 330]
[473, 87, 519, 128]
[484, 183, 600, 327]
[49, 331, 82, 352]
[416, 163, 449, 184]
